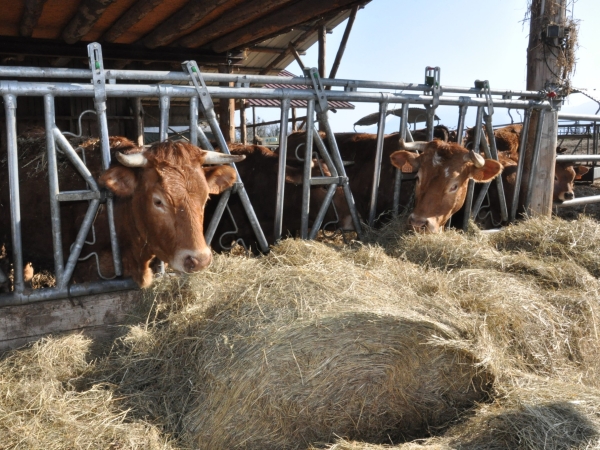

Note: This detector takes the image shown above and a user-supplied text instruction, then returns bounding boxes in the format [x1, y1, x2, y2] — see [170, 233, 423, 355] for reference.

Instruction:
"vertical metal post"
[368, 100, 388, 226]
[456, 102, 469, 144]
[132, 97, 144, 147]
[483, 113, 508, 221]
[393, 102, 409, 216]
[300, 99, 315, 239]
[274, 97, 290, 242]
[159, 94, 170, 142]
[43, 95, 65, 285]
[524, 110, 547, 212]
[510, 109, 532, 221]
[88, 43, 122, 277]
[241, 100, 247, 145]
[462, 106, 484, 231]
[4, 94, 25, 294]
[190, 96, 198, 146]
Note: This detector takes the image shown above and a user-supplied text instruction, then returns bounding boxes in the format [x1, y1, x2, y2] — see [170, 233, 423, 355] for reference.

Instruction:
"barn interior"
[0, 0, 368, 140]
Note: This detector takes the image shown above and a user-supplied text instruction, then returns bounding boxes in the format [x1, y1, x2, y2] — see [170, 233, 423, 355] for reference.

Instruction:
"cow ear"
[390, 150, 420, 173]
[204, 165, 237, 195]
[471, 159, 503, 183]
[575, 165, 590, 180]
[99, 166, 137, 197]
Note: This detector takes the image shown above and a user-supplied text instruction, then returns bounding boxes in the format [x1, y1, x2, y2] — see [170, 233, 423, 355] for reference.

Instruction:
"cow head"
[390, 140, 502, 233]
[554, 161, 589, 203]
[99, 141, 243, 287]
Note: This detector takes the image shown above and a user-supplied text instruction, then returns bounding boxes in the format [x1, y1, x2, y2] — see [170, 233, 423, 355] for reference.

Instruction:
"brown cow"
[206, 143, 351, 252]
[0, 137, 242, 288]
[389, 140, 503, 232]
[464, 124, 589, 203]
[284, 131, 418, 224]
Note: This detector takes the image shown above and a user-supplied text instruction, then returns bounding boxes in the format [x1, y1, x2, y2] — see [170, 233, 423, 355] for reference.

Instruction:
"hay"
[1, 216, 600, 449]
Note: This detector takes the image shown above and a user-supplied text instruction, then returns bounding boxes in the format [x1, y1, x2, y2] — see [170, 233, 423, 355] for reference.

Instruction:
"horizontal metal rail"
[556, 154, 600, 162]
[556, 195, 600, 207]
[0, 65, 547, 99]
[0, 81, 552, 111]
[0, 278, 138, 307]
[558, 113, 600, 122]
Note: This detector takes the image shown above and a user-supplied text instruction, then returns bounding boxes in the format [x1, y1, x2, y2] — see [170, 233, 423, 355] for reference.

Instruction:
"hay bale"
[0, 335, 174, 449]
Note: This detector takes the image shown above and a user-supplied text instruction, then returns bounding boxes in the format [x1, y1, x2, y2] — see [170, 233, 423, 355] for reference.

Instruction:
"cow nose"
[564, 191, 574, 200]
[184, 252, 212, 272]
[408, 214, 428, 230]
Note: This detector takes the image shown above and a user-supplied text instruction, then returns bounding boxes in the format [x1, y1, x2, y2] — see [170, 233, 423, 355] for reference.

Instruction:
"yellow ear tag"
[401, 162, 414, 173]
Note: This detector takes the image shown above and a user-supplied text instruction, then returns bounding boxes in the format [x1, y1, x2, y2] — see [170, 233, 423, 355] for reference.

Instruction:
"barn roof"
[245, 70, 355, 109]
[0, 0, 370, 74]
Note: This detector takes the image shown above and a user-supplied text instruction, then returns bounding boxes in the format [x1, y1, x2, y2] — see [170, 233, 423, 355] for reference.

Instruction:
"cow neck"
[113, 196, 154, 287]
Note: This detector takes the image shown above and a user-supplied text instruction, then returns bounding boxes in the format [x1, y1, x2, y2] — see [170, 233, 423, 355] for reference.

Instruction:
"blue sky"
[260, 0, 600, 134]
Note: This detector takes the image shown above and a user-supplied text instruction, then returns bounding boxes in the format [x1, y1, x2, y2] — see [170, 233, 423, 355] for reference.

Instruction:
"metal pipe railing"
[0, 65, 548, 99]
[368, 99, 389, 226]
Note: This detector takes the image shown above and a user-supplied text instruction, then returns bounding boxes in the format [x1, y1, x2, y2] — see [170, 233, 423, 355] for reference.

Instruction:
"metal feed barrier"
[0, 43, 553, 306]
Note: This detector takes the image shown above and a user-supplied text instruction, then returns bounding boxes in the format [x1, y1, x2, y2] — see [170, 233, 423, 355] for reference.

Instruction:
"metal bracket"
[88, 43, 107, 106]
[303, 67, 329, 113]
[424, 66, 441, 108]
[344, 80, 358, 92]
[475, 79, 494, 117]
[182, 60, 217, 116]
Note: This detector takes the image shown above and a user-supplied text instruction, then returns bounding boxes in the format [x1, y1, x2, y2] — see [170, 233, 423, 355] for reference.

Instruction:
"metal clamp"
[424, 66, 441, 108]
[475, 79, 494, 117]
[182, 60, 217, 117]
[88, 43, 107, 106]
[303, 67, 329, 113]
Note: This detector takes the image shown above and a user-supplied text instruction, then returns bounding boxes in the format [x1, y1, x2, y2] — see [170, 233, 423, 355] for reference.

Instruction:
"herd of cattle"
[0, 123, 589, 289]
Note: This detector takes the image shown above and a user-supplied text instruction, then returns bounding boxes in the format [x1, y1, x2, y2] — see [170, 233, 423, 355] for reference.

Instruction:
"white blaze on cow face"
[390, 141, 503, 233]
[100, 142, 240, 287]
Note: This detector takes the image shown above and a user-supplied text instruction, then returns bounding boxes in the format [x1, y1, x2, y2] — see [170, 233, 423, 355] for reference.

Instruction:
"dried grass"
[1, 216, 600, 449]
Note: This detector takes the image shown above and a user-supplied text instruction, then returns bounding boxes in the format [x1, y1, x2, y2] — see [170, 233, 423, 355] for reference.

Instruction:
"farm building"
[1, 0, 600, 449]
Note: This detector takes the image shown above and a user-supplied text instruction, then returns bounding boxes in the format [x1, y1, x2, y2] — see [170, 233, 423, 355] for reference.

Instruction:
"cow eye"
[449, 183, 458, 193]
[153, 196, 163, 207]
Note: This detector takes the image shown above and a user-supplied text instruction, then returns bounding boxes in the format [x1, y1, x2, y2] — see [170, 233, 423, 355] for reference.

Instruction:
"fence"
[0, 44, 554, 306]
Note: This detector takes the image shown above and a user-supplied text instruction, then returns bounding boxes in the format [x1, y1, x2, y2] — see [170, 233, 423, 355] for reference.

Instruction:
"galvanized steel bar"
[204, 188, 232, 245]
[455, 102, 469, 144]
[274, 97, 291, 242]
[555, 154, 600, 162]
[557, 113, 600, 122]
[159, 94, 170, 142]
[43, 95, 65, 284]
[53, 127, 100, 191]
[463, 106, 485, 230]
[190, 96, 199, 146]
[308, 184, 338, 240]
[300, 99, 315, 239]
[392, 103, 409, 216]
[524, 111, 547, 212]
[368, 100, 389, 226]
[510, 109, 532, 221]
[483, 113, 508, 222]
[0, 278, 138, 307]
[555, 195, 600, 207]
[0, 64, 548, 99]
[4, 94, 25, 293]
[0, 81, 553, 111]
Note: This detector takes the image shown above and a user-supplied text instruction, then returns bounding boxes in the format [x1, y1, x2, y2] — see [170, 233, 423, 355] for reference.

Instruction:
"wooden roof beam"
[209, 0, 363, 53]
[178, 0, 296, 49]
[142, 0, 246, 49]
[327, 4, 359, 86]
[62, 0, 118, 44]
[100, 0, 163, 43]
[248, 46, 305, 55]
[19, 0, 49, 37]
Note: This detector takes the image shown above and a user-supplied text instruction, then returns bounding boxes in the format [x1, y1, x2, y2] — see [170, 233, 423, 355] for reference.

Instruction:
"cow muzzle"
[171, 248, 212, 273]
[408, 214, 440, 233]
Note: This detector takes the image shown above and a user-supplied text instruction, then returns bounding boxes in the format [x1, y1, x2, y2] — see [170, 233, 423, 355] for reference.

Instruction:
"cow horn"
[203, 150, 246, 165]
[399, 139, 428, 152]
[116, 151, 148, 167]
[469, 149, 485, 168]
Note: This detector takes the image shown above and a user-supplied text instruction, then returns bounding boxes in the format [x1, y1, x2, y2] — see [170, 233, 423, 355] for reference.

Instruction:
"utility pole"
[520, 0, 573, 216]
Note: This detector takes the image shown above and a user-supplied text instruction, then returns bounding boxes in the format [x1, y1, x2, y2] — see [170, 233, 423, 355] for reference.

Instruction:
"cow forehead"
[420, 145, 471, 176]
[146, 162, 209, 202]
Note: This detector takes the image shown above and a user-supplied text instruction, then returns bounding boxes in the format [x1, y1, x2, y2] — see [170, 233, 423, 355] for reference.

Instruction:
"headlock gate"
[0, 43, 569, 306]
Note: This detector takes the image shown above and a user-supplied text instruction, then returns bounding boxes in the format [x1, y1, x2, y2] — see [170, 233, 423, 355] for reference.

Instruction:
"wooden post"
[252, 106, 257, 144]
[240, 99, 247, 145]
[521, 0, 568, 216]
[218, 65, 236, 144]
[327, 4, 359, 88]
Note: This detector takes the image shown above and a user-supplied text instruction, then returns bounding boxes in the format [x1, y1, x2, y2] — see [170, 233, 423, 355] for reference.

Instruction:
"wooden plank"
[142, 0, 245, 49]
[178, 0, 296, 49]
[101, 0, 163, 43]
[210, 0, 363, 53]
[327, 4, 358, 81]
[218, 64, 236, 143]
[318, 24, 326, 78]
[61, 0, 118, 44]
[0, 289, 142, 353]
[20, 0, 49, 37]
